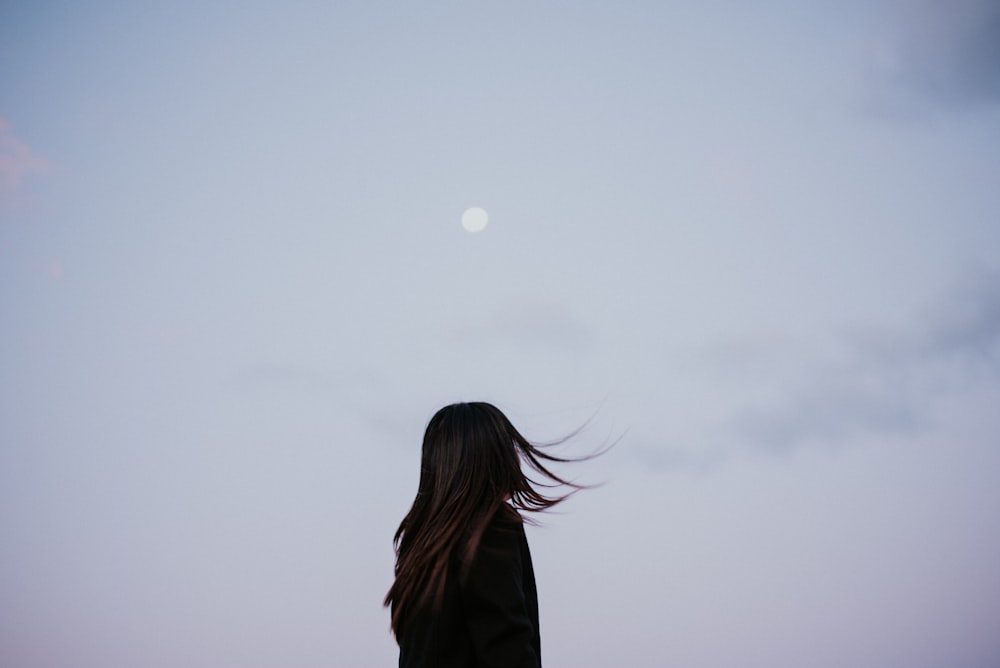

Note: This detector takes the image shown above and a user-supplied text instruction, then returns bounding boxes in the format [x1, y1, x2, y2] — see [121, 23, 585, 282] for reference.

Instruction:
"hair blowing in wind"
[384, 402, 602, 639]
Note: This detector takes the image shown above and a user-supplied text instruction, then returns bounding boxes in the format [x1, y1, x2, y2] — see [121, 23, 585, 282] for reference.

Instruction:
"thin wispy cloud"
[0, 117, 48, 198]
[637, 276, 1000, 470]
[448, 296, 594, 352]
[229, 362, 342, 396]
[921, 271, 1000, 368]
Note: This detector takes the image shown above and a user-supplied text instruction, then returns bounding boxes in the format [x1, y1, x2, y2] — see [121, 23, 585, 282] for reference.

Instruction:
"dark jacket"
[397, 514, 541, 668]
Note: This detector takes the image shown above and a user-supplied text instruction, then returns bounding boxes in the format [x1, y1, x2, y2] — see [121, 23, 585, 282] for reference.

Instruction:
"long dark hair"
[384, 402, 593, 637]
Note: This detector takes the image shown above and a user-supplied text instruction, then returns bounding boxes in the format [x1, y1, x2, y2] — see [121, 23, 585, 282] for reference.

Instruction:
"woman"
[384, 402, 593, 668]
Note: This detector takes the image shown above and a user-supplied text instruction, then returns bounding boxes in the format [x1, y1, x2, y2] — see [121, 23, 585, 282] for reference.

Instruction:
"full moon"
[461, 207, 489, 233]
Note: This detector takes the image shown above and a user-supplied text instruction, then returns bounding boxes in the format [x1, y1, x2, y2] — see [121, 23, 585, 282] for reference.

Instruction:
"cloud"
[228, 362, 342, 396]
[637, 275, 1000, 470]
[740, 276, 999, 446]
[448, 296, 593, 352]
[921, 270, 1000, 369]
[0, 117, 49, 196]
[863, 0, 1000, 113]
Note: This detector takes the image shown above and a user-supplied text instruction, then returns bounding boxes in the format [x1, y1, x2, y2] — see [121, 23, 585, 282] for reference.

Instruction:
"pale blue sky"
[2, 2, 999, 667]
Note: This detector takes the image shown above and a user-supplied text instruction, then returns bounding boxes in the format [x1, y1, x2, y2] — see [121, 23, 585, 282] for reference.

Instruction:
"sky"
[2, 1, 999, 666]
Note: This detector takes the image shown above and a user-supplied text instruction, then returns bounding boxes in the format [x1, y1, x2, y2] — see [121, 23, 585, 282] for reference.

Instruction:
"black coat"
[397, 515, 541, 668]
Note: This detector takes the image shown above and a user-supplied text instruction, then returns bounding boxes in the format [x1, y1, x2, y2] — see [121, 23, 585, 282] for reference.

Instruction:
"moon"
[461, 207, 489, 233]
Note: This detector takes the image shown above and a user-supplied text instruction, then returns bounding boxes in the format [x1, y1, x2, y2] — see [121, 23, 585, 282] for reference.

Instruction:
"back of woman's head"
[385, 401, 593, 636]
[417, 402, 521, 520]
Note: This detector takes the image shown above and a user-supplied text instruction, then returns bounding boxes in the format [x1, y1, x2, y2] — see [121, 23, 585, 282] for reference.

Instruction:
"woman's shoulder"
[456, 505, 524, 567]
[477, 505, 526, 553]
[491, 503, 524, 528]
